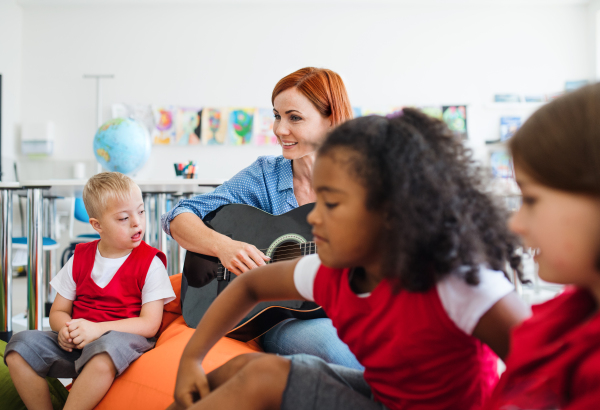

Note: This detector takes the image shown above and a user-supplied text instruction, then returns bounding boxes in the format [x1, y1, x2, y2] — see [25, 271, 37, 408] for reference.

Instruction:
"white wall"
[0, 0, 22, 181]
[16, 1, 593, 180]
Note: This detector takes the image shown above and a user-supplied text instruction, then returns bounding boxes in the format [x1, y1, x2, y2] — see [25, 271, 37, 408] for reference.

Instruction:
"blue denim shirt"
[161, 155, 298, 237]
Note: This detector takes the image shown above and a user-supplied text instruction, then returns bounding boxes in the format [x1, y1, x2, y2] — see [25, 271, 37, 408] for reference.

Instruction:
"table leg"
[0, 190, 13, 342]
[143, 193, 153, 247]
[43, 198, 56, 317]
[156, 193, 168, 265]
[27, 188, 44, 330]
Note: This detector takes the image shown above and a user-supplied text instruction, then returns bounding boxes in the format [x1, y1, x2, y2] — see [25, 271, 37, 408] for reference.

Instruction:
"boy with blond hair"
[5, 172, 175, 410]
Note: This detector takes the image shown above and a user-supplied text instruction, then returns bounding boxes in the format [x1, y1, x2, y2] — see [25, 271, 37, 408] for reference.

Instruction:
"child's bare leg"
[190, 354, 291, 410]
[6, 351, 54, 410]
[64, 353, 116, 410]
[206, 353, 265, 390]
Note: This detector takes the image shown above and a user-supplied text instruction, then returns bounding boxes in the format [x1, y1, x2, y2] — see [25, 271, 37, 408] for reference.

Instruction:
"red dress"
[71, 240, 167, 322]
[484, 287, 600, 410]
[313, 265, 499, 410]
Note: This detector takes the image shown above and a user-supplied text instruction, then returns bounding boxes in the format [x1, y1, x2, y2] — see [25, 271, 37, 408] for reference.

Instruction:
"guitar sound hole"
[271, 241, 303, 263]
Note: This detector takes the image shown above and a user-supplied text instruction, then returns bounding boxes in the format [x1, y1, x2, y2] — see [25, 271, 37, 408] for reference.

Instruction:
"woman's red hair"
[271, 67, 353, 126]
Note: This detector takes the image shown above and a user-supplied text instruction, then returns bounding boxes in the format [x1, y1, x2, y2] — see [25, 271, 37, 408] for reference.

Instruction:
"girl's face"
[307, 150, 385, 277]
[273, 87, 332, 160]
[510, 165, 600, 291]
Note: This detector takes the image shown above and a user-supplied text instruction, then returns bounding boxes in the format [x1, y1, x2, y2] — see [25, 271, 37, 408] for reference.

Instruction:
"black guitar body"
[181, 203, 326, 341]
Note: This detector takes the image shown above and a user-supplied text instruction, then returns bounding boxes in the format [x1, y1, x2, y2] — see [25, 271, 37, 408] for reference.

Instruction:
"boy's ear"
[89, 217, 102, 234]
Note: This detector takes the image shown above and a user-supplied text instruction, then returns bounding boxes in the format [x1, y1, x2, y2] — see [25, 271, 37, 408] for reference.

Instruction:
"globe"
[93, 118, 151, 175]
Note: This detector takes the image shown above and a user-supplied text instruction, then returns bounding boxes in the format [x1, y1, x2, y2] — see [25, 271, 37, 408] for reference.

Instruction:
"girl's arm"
[174, 258, 303, 408]
[66, 300, 164, 347]
[472, 292, 531, 360]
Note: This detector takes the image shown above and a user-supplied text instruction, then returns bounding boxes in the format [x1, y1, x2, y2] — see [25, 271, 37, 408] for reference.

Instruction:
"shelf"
[483, 102, 545, 110]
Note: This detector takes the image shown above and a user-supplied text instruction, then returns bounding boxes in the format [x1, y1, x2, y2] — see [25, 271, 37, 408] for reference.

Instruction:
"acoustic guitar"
[181, 203, 326, 342]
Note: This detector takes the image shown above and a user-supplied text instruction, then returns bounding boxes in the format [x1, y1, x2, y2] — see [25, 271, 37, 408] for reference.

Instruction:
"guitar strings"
[215, 243, 318, 274]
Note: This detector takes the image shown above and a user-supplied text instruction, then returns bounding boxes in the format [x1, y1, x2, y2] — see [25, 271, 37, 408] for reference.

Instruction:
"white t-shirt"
[50, 248, 176, 306]
[293, 254, 515, 335]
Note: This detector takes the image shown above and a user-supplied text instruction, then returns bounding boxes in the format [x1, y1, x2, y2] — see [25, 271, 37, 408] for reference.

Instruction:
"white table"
[20, 178, 224, 330]
[0, 182, 20, 342]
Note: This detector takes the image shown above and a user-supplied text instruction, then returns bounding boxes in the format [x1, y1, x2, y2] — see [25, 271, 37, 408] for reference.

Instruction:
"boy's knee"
[235, 355, 291, 396]
[84, 353, 117, 378]
[224, 353, 264, 372]
[5, 350, 25, 367]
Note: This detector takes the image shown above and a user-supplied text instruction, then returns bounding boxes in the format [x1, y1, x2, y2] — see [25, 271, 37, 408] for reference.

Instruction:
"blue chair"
[61, 198, 100, 267]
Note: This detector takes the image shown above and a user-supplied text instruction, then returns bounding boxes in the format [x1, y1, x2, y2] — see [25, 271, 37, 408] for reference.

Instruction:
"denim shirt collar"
[278, 158, 298, 208]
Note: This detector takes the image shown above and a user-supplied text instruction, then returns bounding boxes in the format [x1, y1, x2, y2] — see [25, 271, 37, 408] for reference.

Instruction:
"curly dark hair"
[318, 108, 524, 292]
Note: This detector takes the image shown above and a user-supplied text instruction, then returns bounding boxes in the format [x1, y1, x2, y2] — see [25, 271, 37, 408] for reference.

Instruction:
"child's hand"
[173, 359, 210, 408]
[57, 325, 76, 352]
[66, 318, 103, 349]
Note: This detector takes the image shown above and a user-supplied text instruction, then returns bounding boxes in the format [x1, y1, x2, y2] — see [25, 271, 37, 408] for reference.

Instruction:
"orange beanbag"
[95, 274, 262, 410]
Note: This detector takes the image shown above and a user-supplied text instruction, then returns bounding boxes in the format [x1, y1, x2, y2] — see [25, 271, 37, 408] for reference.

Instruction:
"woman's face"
[509, 165, 600, 289]
[273, 87, 332, 160]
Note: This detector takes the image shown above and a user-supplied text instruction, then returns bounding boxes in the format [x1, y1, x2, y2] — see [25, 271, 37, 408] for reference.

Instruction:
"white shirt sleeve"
[436, 267, 515, 335]
[293, 254, 321, 302]
[141, 256, 176, 305]
[50, 256, 77, 301]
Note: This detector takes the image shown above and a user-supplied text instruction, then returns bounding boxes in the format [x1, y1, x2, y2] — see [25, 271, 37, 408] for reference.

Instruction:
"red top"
[71, 240, 166, 323]
[484, 287, 600, 410]
[313, 265, 499, 410]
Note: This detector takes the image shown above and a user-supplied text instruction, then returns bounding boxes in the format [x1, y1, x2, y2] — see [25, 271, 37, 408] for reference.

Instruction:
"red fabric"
[484, 287, 600, 410]
[313, 265, 498, 410]
[71, 240, 166, 323]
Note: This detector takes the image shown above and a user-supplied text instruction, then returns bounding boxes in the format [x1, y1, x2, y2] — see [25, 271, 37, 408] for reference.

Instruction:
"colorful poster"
[151, 105, 177, 145]
[253, 108, 278, 145]
[362, 108, 391, 117]
[228, 108, 255, 145]
[500, 117, 521, 142]
[352, 107, 362, 118]
[442, 105, 467, 139]
[490, 151, 513, 179]
[201, 108, 228, 145]
[111, 103, 155, 136]
[175, 107, 201, 145]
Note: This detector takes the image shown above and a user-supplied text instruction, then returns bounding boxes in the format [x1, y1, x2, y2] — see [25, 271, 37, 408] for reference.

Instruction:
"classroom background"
[0, 0, 598, 355]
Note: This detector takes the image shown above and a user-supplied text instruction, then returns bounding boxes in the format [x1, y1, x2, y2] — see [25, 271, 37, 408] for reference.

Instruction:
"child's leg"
[191, 353, 291, 410]
[64, 352, 116, 410]
[5, 351, 54, 410]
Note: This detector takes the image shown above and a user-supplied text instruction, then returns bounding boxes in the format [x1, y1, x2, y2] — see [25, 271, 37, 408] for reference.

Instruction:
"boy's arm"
[174, 258, 304, 408]
[49, 293, 73, 331]
[67, 300, 164, 348]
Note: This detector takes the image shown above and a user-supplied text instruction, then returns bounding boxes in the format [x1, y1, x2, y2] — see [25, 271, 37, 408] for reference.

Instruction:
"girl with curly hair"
[484, 83, 600, 409]
[168, 109, 530, 410]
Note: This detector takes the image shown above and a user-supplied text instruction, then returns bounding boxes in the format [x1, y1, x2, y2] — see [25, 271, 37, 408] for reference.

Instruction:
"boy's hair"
[318, 110, 524, 292]
[83, 172, 139, 219]
[510, 83, 600, 195]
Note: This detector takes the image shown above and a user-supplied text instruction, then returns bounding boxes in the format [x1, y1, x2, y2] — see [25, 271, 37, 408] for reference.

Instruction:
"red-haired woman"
[161, 67, 360, 368]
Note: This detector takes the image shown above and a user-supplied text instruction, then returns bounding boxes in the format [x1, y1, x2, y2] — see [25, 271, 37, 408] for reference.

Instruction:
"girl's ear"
[89, 218, 102, 234]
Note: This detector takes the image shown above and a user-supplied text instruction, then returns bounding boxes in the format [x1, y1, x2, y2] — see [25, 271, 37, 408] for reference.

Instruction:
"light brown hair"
[83, 172, 139, 219]
[271, 67, 353, 126]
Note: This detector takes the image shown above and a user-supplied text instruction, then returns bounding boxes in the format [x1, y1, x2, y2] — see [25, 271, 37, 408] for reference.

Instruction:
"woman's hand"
[66, 318, 104, 349]
[216, 238, 270, 275]
[173, 358, 210, 408]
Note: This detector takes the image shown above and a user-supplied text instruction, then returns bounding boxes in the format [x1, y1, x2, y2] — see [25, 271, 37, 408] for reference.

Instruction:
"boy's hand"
[66, 318, 103, 349]
[57, 325, 76, 352]
[173, 359, 210, 408]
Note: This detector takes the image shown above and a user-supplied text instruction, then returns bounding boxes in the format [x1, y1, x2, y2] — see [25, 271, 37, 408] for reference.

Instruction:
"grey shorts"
[4, 330, 155, 378]
[281, 354, 389, 410]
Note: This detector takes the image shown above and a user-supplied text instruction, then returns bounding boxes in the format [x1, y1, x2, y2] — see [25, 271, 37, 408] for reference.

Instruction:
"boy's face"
[90, 187, 146, 251]
[307, 151, 385, 278]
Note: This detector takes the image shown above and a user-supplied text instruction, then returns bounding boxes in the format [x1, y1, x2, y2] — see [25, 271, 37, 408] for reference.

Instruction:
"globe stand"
[83, 74, 114, 175]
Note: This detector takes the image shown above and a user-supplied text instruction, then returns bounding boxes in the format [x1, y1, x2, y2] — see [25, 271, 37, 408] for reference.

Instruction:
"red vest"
[313, 265, 498, 410]
[71, 240, 166, 323]
[484, 287, 600, 410]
